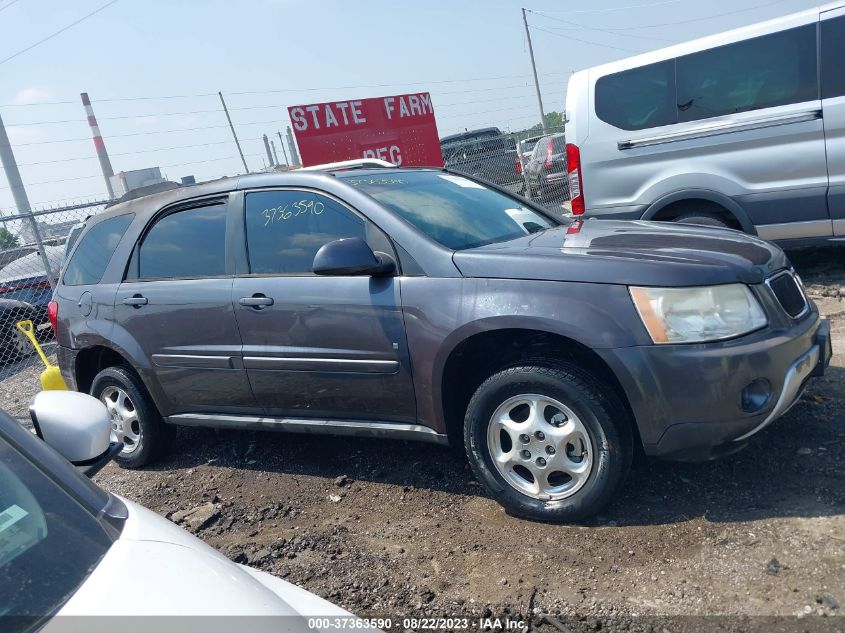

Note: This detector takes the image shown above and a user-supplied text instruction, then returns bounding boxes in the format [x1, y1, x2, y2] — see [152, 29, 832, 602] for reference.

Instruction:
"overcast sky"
[0, 0, 824, 212]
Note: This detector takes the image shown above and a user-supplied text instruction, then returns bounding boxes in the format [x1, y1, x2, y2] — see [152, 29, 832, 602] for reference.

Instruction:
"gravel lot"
[2, 248, 843, 632]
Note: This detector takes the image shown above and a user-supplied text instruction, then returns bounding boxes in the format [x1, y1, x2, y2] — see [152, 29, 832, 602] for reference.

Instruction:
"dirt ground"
[4, 249, 844, 632]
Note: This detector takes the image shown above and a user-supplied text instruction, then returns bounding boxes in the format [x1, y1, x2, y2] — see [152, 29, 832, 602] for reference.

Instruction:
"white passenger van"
[564, 2, 845, 244]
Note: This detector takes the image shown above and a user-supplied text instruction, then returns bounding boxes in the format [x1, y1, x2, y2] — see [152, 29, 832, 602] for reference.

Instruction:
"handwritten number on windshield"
[262, 200, 325, 226]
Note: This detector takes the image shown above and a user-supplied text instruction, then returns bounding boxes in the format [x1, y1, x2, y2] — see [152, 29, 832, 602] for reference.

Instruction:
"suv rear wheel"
[90, 365, 175, 468]
[464, 363, 632, 522]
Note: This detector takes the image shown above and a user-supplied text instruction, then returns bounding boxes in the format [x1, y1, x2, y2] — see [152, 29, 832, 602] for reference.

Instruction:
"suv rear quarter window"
[62, 213, 133, 286]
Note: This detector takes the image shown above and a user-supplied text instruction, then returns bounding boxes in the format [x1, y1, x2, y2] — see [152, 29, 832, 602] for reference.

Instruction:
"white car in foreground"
[0, 392, 379, 633]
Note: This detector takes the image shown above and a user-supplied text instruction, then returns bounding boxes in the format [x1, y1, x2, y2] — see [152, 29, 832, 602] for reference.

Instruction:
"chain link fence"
[0, 202, 107, 381]
[440, 127, 571, 217]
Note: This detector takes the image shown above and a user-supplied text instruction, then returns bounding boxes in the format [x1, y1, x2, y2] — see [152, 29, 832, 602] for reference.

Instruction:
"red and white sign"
[288, 92, 443, 168]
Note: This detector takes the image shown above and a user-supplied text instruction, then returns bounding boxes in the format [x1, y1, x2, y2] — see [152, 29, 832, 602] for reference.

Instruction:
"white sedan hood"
[51, 498, 362, 630]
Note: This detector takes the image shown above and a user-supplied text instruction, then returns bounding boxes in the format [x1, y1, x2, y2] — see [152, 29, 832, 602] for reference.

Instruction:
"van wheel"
[464, 363, 632, 523]
[90, 366, 175, 468]
[673, 212, 731, 228]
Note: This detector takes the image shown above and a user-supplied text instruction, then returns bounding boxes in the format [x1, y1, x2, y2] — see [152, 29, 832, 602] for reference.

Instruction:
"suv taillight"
[543, 139, 554, 170]
[566, 143, 584, 215]
[47, 300, 58, 333]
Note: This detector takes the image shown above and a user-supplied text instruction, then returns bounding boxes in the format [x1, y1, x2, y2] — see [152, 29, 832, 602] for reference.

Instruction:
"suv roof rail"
[300, 158, 396, 171]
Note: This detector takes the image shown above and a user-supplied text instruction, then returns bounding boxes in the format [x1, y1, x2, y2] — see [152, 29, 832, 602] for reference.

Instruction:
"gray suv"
[51, 166, 832, 522]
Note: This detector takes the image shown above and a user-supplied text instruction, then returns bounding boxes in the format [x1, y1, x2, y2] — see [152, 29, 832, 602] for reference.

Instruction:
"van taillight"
[47, 300, 58, 333]
[514, 155, 523, 175]
[566, 143, 585, 215]
[543, 139, 554, 170]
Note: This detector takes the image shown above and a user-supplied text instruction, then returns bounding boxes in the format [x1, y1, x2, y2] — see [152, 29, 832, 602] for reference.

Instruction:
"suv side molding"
[167, 413, 449, 445]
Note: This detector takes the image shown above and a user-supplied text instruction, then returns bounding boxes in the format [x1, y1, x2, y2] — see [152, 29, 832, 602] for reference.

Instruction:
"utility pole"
[262, 134, 274, 168]
[0, 112, 55, 289]
[277, 131, 290, 166]
[522, 8, 547, 133]
[219, 91, 250, 174]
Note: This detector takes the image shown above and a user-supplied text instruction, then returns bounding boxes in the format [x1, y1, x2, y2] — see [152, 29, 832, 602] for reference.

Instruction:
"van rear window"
[595, 60, 677, 131]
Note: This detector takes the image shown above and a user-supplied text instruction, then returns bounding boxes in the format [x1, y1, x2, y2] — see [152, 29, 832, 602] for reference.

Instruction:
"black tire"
[464, 363, 632, 522]
[0, 319, 35, 364]
[673, 212, 731, 229]
[90, 365, 175, 468]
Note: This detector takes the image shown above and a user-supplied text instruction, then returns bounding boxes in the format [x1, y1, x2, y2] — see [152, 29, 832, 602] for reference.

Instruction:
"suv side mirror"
[312, 238, 395, 276]
[29, 391, 122, 477]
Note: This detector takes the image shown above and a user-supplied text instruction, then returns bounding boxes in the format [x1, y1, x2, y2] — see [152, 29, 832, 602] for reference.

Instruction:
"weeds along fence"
[0, 201, 107, 381]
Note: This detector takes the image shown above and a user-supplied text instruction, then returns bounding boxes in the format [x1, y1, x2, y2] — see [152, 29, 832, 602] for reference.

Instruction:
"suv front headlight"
[629, 284, 767, 344]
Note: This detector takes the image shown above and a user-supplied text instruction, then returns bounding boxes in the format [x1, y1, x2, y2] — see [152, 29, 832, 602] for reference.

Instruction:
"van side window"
[676, 24, 818, 123]
[244, 190, 368, 274]
[137, 204, 226, 279]
[62, 213, 133, 286]
[595, 60, 676, 131]
[821, 15, 845, 99]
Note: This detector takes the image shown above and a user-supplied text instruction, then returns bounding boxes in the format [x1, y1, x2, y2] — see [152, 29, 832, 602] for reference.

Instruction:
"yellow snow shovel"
[16, 320, 67, 391]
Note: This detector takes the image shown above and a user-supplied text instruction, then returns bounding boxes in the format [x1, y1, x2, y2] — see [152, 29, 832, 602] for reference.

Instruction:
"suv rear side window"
[676, 24, 818, 122]
[62, 213, 133, 286]
[821, 15, 845, 99]
[244, 190, 368, 274]
[595, 60, 677, 131]
[137, 203, 226, 279]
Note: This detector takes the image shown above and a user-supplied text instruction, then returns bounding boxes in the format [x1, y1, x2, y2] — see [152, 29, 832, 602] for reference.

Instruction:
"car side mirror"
[312, 237, 396, 276]
[29, 391, 123, 477]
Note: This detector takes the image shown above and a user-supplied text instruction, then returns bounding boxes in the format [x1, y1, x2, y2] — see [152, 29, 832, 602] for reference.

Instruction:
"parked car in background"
[0, 246, 63, 318]
[565, 2, 845, 244]
[440, 127, 524, 193]
[525, 133, 570, 201]
[0, 392, 379, 630]
[51, 164, 830, 522]
[0, 298, 38, 363]
[518, 135, 544, 161]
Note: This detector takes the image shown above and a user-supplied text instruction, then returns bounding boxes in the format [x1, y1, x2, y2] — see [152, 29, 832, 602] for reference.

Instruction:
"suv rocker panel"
[167, 413, 449, 445]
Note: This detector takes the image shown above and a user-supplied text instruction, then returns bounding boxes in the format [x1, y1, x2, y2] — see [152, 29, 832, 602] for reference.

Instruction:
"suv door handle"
[122, 295, 148, 307]
[239, 294, 274, 309]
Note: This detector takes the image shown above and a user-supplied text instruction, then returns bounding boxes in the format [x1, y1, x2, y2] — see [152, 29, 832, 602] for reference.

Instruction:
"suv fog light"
[741, 378, 772, 413]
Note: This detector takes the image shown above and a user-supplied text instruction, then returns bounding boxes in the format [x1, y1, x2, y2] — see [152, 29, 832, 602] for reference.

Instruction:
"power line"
[0, 0, 23, 14]
[0, 0, 120, 66]
[526, 8, 679, 42]
[529, 23, 647, 53]
[4, 88, 567, 128]
[0, 71, 571, 108]
[535, 0, 684, 14]
[536, 0, 795, 32]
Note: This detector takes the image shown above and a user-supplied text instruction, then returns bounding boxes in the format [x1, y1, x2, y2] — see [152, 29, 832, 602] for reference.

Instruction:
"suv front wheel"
[464, 363, 632, 522]
[90, 365, 175, 468]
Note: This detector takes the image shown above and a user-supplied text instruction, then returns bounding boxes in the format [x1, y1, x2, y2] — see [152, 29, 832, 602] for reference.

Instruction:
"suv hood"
[453, 219, 789, 286]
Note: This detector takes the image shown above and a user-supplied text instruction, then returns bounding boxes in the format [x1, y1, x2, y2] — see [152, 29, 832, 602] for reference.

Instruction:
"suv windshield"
[342, 170, 556, 250]
[0, 437, 112, 628]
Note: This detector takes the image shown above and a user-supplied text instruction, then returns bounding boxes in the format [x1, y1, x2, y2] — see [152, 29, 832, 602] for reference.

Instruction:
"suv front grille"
[767, 271, 808, 319]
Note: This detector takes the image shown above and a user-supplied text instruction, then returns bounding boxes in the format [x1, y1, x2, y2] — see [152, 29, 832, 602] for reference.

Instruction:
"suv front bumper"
[598, 314, 831, 461]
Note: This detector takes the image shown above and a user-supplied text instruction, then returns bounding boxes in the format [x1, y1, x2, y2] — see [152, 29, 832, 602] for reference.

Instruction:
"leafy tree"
[514, 111, 566, 139]
[0, 227, 19, 250]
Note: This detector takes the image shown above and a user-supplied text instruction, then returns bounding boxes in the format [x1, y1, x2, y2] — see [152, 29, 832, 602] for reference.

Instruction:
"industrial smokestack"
[263, 134, 275, 168]
[286, 126, 301, 167]
[81, 92, 116, 199]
